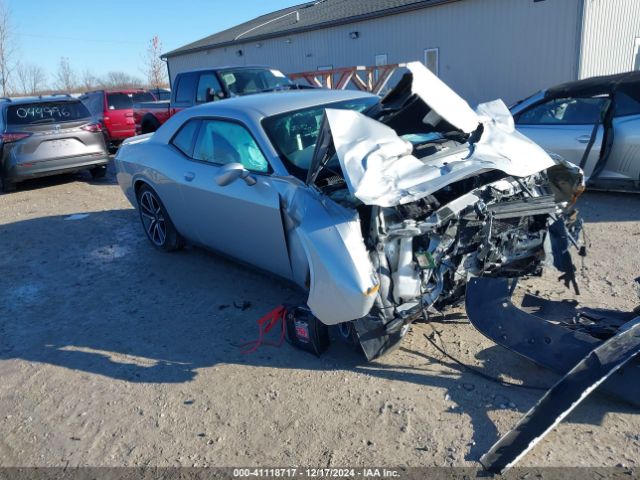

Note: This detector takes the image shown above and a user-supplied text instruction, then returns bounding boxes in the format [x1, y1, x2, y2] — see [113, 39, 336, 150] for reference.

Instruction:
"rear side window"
[614, 92, 640, 117]
[7, 101, 91, 125]
[516, 97, 609, 125]
[155, 90, 171, 101]
[171, 119, 201, 157]
[107, 93, 134, 110]
[175, 73, 197, 103]
[132, 92, 155, 103]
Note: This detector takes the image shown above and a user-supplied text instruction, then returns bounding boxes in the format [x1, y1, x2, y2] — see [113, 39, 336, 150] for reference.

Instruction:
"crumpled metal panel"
[283, 187, 378, 325]
[326, 63, 556, 207]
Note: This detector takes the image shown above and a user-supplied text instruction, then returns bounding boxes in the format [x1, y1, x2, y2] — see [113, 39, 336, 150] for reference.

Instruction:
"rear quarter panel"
[115, 136, 192, 236]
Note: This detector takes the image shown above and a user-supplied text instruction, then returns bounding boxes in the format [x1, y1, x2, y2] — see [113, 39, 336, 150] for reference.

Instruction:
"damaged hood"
[404, 61, 480, 134]
[321, 62, 556, 207]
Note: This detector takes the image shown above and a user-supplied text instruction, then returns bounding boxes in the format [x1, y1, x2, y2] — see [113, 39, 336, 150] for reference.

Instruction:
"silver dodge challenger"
[115, 62, 586, 360]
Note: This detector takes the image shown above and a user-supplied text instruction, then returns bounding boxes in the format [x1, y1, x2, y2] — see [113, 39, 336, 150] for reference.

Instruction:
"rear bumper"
[107, 127, 135, 142]
[5, 153, 110, 182]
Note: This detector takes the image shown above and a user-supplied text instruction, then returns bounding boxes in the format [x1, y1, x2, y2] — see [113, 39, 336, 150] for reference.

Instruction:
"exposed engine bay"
[324, 158, 583, 359]
[305, 62, 585, 360]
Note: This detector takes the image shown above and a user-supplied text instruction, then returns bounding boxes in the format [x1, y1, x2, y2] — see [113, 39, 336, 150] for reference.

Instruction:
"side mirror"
[215, 163, 257, 187]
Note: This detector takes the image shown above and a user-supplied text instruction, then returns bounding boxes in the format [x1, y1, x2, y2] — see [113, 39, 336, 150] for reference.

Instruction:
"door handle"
[576, 135, 592, 144]
[184, 171, 195, 182]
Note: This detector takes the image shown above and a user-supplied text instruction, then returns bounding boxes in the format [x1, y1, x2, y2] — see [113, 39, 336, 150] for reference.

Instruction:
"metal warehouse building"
[163, 0, 640, 106]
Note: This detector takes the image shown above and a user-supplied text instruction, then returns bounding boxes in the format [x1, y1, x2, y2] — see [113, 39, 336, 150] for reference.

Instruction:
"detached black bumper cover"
[465, 277, 640, 472]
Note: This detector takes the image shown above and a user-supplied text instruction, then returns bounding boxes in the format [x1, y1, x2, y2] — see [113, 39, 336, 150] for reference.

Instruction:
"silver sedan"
[115, 63, 584, 360]
[511, 71, 640, 192]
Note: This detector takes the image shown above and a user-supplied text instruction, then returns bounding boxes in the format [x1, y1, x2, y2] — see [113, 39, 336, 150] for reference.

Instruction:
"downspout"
[163, 57, 173, 90]
[574, 0, 586, 80]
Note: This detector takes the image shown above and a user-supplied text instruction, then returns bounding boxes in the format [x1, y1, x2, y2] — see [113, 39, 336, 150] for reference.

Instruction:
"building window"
[374, 54, 388, 81]
[634, 38, 640, 71]
[424, 48, 439, 76]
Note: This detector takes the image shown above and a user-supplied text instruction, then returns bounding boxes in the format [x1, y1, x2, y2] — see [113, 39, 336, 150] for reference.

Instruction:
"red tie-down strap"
[240, 305, 287, 355]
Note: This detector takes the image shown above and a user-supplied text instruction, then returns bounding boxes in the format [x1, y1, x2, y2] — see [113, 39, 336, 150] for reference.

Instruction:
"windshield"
[107, 92, 155, 110]
[218, 68, 293, 95]
[262, 97, 379, 177]
[7, 101, 91, 125]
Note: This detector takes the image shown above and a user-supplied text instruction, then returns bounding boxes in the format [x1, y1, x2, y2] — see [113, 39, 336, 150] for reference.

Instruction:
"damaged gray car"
[116, 62, 640, 471]
[115, 62, 586, 360]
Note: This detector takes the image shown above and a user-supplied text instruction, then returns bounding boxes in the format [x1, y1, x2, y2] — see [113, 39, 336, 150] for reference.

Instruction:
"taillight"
[81, 122, 102, 133]
[0, 132, 32, 143]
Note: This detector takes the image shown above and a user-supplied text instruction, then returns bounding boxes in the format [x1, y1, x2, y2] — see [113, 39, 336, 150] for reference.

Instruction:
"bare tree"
[81, 69, 99, 91]
[142, 35, 168, 89]
[0, 0, 16, 96]
[15, 63, 46, 95]
[102, 71, 143, 89]
[54, 57, 77, 92]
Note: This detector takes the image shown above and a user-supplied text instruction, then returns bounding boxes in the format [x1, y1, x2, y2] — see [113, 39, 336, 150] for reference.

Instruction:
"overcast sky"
[9, 0, 299, 85]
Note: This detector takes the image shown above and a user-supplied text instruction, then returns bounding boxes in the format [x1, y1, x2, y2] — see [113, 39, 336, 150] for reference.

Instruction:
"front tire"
[337, 321, 359, 347]
[136, 185, 183, 252]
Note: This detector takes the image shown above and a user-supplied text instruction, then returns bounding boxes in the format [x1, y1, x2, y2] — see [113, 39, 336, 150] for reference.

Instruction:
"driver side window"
[517, 97, 608, 125]
[196, 73, 223, 104]
[193, 119, 270, 173]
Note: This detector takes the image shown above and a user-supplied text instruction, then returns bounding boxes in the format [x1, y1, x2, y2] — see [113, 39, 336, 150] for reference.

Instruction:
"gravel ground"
[0, 163, 639, 468]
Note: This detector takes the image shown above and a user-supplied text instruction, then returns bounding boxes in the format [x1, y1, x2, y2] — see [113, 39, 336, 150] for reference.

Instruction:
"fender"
[281, 186, 378, 325]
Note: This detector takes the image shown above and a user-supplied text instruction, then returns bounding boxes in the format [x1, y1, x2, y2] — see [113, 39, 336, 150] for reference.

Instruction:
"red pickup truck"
[134, 66, 296, 134]
[80, 89, 156, 147]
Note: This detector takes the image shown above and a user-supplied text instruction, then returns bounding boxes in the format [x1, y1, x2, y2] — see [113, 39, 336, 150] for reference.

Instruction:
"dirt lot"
[0, 163, 639, 468]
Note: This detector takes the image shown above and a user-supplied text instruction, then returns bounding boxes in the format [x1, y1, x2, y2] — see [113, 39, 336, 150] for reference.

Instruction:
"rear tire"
[0, 176, 16, 193]
[141, 121, 159, 134]
[136, 184, 183, 252]
[90, 165, 107, 179]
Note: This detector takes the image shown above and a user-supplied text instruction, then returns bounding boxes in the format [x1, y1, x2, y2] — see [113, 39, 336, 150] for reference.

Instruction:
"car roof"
[82, 89, 149, 95]
[178, 65, 285, 75]
[186, 89, 377, 119]
[546, 71, 640, 102]
[1, 95, 82, 106]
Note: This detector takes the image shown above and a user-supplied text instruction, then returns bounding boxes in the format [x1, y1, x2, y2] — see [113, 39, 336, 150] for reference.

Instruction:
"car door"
[177, 118, 293, 280]
[599, 92, 640, 185]
[195, 72, 225, 104]
[515, 96, 610, 178]
[172, 72, 198, 115]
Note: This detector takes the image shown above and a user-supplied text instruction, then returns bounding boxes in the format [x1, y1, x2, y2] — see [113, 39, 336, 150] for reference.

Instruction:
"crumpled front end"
[306, 62, 586, 360]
